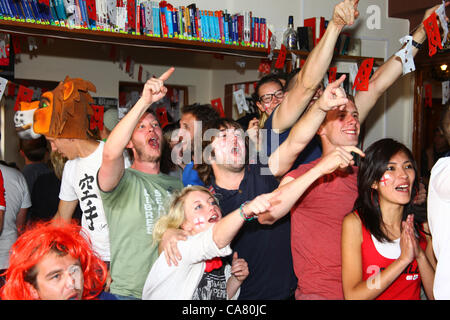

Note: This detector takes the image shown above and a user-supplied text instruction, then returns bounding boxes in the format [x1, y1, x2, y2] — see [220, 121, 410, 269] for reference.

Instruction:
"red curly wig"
[0, 220, 107, 300]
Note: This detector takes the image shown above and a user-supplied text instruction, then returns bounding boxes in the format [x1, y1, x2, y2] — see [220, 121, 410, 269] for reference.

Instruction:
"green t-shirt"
[100, 168, 183, 299]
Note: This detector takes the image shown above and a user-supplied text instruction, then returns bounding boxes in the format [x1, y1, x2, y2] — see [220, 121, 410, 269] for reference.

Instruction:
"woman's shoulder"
[342, 211, 363, 232]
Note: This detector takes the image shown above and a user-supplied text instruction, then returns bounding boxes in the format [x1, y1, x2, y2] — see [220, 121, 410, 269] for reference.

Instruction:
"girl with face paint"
[341, 138, 436, 300]
[143, 185, 278, 300]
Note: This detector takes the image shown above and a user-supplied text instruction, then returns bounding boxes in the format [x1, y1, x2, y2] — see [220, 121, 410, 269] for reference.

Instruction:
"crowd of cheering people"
[0, 0, 449, 301]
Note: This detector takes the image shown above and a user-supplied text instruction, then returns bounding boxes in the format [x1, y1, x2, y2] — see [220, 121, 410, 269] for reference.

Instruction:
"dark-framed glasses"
[259, 89, 284, 104]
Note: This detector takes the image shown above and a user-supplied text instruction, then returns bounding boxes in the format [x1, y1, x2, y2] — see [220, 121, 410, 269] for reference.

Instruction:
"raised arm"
[271, 0, 360, 131]
[261, 146, 364, 225]
[356, 3, 449, 123]
[212, 192, 275, 249]
[269, 75, 349, 177]
[98, 67, 174, 192]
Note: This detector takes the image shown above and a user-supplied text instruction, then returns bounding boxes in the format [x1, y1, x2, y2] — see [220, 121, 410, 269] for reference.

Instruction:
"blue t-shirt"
[182, 161, 204, 187]
[264, 108, 322, 171]
[209, 162, 297, 300]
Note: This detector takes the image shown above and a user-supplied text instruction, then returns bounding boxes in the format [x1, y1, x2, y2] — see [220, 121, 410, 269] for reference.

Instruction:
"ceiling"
[388, 0, 441, 29]
[388, 0, 450, 67]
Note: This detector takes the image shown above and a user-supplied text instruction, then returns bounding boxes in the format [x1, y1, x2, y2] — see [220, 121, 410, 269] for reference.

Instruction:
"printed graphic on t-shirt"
[192, 265, 227, 300]
[143, 187, 175, 235]
[78, 173, 103, 231]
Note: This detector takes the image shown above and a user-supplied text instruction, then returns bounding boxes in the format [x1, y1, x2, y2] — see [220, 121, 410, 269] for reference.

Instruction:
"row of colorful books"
[0, 0, 268, 48]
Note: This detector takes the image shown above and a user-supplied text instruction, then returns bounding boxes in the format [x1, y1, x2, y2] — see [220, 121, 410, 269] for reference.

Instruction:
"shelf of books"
[0, 0, 272, 57]
[0, 0, 385, 63]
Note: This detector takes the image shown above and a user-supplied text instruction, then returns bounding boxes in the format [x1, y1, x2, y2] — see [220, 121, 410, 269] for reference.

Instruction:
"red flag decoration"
[210, 98, 225, 118]
[258, 59, 271, 74]
[352, 58, 374, 91]
[423, 12, 443, 57]
[300, 59, 306, 68]
[90, 105, 104, 131]
[14, 85, 34, 111]
[155, 107, 169, 128]
[424, 84, 433, 108]
[328, 66, 337, 83]
[274, 44, 287, 69]
[85, 0, 97, 22]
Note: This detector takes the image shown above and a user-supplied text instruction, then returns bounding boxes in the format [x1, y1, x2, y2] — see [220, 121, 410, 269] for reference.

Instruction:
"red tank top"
[360, 217, 426, 300]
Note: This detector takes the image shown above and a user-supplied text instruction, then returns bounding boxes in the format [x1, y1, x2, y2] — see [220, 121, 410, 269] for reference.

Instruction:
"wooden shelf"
[0, 19, 269, 58]
[0, 19, 385, 64]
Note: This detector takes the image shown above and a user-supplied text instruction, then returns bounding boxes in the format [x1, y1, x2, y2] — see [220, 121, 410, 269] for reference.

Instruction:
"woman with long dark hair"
[341, 138, 435, 300]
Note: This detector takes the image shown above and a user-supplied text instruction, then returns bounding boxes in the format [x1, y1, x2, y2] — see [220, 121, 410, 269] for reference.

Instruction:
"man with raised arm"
[260, 0, 360, 170]
[97, 68, 183, 300]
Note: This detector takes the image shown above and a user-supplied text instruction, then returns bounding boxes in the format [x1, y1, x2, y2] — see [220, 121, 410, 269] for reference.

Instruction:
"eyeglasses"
[259, 89, 284, 104]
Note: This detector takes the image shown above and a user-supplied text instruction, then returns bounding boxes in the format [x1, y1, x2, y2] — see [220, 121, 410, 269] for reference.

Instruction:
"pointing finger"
[159, 67, 175, 81]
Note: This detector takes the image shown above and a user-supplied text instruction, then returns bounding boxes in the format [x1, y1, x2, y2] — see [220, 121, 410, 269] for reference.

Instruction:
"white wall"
[2, 0, 417, 166]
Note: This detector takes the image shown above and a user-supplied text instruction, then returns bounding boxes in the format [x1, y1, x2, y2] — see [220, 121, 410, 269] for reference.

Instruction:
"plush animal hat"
[33, 76, 96, 139]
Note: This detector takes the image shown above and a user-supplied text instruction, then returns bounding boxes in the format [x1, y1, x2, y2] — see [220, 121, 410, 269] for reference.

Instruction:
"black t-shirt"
[210, 163, 297, 300]
[192, 262, 227, 300]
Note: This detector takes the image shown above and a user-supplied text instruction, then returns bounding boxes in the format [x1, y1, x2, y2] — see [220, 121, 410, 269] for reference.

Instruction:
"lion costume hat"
[33, 76, 97, 139]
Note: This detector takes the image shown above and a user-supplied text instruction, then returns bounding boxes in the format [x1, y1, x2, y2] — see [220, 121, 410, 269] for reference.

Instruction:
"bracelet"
[411, 40, 423, 49]
[239, 201, 255, 221]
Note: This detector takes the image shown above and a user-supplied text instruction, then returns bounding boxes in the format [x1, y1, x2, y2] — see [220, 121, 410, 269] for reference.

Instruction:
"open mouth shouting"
[147, 136, 160, 149]
[394, 183, 410, 193]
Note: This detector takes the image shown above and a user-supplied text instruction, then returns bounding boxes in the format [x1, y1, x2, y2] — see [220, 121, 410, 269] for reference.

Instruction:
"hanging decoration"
[352, 58, 374, 91]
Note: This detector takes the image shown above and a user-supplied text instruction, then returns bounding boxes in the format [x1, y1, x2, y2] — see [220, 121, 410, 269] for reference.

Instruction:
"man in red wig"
[0, 221, 113, 300]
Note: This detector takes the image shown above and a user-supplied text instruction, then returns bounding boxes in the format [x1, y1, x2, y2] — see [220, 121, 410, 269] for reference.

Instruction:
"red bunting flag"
[155, 107, 169, 128]
[90, 105, 104, 131]
[274, 44, 287, 69]
[328, 67, 337, 83]
[14, 85, 34, 111]
[424, 84, 433, 108]
[210, 98, 225, 118]
[352, 58, 374, 91]
[423, 12, 443, 57]
[258, 59, 271, 74]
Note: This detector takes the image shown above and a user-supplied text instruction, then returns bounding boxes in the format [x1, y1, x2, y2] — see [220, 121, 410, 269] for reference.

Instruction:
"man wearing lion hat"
[32, 76, 130, 279]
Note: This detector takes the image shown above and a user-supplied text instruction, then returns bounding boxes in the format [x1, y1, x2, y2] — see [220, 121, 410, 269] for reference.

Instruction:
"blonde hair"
[152, 185, 218, 244]
[49, 151, 68, 180]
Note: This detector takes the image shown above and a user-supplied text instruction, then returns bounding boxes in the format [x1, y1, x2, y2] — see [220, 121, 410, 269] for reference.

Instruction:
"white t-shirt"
[59, 141, 130, 261]
[0, 164, 31, 269]
[428, 157, 450, 300]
